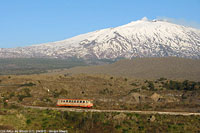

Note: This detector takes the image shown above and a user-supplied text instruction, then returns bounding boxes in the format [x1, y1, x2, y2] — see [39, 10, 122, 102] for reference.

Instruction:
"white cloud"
[141, 17, 148, 21]
[156, 16, 200, 29]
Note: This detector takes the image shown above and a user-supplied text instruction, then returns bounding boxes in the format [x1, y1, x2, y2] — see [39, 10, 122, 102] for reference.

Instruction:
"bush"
[52, 89, 68, 98]
[99, 88, 113, 95]
[141, 86, 147, 90]
[147, 81, 155, 90]
[26, 119, 31, 125]
[115, 125, 122, 129]
[163, 80, 199, 91]
[130, 83, 137, 86]
[17, 88, 31, 101]
[19, 82, 36, 87]
[9, 92, 15, 98]
[128, 88, 139, 94]
[158, 77, 167, 81]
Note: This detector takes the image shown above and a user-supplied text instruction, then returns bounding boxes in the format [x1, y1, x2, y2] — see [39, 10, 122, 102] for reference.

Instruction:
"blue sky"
[0, 0, 200, 48]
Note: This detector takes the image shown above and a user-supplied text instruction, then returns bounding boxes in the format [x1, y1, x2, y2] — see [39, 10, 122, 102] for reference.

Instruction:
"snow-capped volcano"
[1, 17, 200, 59]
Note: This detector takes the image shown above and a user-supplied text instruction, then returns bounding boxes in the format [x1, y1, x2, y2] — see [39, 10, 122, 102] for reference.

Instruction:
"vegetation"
[147, 81, 155, 90]
[52, 89, 68, 98]
[0, 58, 87, 75]
[163, 80, 200, 91]
[19, 82, 36, 87]
[0, 74, 200, 112]
[0, 73, 200, 131]
[0, 106, 199, 132]
[157, 77, 167, 81]
[99, 88, 113, 95]
[17, 88, 32, 101]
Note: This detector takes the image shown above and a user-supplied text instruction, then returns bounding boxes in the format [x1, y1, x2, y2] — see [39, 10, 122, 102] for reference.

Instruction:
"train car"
[57, 99, 93, 108]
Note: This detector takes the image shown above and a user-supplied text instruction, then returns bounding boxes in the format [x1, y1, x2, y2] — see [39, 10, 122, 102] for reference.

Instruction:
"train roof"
[58, 98, 93, 101]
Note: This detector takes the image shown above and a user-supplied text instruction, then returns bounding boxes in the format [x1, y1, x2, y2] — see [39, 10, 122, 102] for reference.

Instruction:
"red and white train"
[57, 99, 93, 108]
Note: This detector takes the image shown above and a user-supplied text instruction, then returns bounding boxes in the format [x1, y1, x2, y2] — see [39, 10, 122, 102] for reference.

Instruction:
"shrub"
[130, 83, 137, 86]
[17, 88, 31, 101]
[99, 88, 113, 95]
[141, 86, 147, 90]
[158, 77, 167, 81]
[115, 125, 122, 129]
[52, 89, 68, 98]
[9, 92, 15, 98]
[163, 80, 199, 91]
[147, 81, 155, 90]
[128, 88, 139, 94]
[19, 82, 36, 87]
[26, 119, 31, 125]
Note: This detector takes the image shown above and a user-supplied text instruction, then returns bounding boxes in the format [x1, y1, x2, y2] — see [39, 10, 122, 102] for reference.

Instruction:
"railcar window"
[69, 100, 71, 102]
[66, 100, 68, 102]
[77, 101, 79, 103]
[83, 101, 85, 103]
[80, 101, 82, 103]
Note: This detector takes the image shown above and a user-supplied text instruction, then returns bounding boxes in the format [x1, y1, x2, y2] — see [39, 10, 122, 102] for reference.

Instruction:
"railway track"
[23, 105, 200, 116]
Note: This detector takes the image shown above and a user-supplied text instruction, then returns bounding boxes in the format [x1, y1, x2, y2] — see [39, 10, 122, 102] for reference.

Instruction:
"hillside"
[0, 73, 200, 113]
[0, 58, 88, 75]
[57, 57, 200, 81]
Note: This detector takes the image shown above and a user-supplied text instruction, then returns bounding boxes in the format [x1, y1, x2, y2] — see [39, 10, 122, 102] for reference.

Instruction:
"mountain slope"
[1, 17, 200, 59]
[58, 57, 200, 81]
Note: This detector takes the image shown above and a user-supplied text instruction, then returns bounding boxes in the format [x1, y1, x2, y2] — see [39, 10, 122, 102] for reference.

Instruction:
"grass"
[0, 106, 200, 132]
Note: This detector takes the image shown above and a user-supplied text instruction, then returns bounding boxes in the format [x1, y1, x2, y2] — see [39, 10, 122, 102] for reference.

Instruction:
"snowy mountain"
[1, 17, 200, 59]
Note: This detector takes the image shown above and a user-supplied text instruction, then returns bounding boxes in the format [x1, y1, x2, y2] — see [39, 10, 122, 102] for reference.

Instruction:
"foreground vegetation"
[0, 105, 200, 132]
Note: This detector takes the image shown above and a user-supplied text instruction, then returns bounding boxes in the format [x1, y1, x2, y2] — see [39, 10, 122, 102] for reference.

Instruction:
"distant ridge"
[62, 57, 200, 81]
